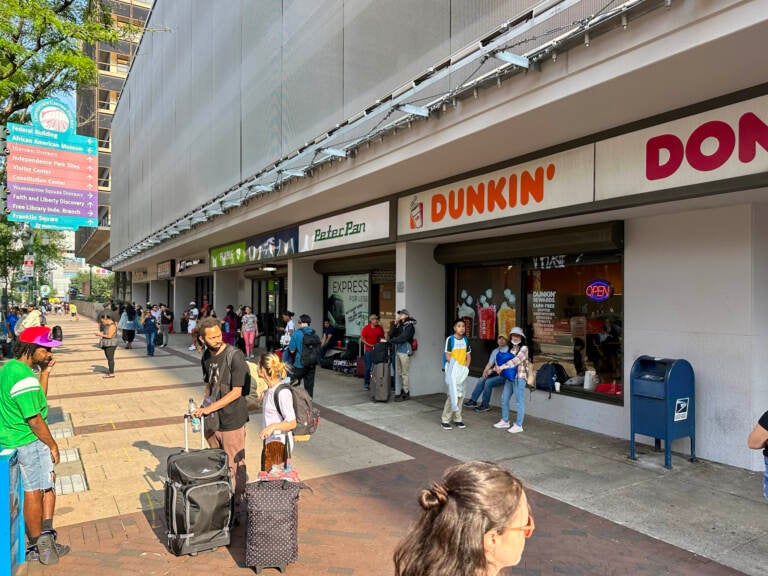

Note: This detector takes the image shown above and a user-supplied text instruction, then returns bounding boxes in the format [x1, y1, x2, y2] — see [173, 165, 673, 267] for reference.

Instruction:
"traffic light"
[0, 125, 9, 156]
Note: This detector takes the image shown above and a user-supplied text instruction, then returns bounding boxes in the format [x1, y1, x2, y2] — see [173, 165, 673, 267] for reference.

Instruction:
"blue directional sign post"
[5, 99, 98, 231]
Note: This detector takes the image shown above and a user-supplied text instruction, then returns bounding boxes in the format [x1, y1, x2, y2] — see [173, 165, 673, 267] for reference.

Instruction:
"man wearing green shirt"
[0, 326, 68, 565]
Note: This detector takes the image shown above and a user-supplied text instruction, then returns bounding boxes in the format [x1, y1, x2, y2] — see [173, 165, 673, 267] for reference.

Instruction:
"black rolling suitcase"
[371, 342, 391, 402]
[164, 414, 232, 556]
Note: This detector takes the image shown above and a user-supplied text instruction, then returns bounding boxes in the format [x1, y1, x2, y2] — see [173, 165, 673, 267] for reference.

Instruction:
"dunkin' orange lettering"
[448, 188, 464, 219]
[429, 162, 553, 223]
[466, 183, 485, 215]
[487, 177, 507, 210]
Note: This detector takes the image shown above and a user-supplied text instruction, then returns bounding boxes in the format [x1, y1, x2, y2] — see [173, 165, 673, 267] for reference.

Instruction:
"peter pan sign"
[299, 202, 390, 252]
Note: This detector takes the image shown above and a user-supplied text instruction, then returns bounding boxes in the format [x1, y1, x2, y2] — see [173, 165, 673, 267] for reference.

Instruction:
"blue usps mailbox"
[629, 356, 696, 469]
[0, 448, 26, 575]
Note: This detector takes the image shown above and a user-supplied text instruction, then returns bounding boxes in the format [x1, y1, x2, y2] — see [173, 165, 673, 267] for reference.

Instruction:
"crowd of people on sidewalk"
[1, 302, 766, 572]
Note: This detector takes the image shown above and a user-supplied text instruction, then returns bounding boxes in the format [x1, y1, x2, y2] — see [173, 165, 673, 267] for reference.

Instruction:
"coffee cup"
[555, 381, 561, 393]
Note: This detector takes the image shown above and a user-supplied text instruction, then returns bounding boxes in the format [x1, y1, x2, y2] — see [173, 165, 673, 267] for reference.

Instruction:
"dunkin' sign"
[596, 94, 768, 199]
[397, 145, 594, 235]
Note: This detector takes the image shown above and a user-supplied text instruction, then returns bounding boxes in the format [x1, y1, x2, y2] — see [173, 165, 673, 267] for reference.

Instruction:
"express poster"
[326, 274, 369, 337]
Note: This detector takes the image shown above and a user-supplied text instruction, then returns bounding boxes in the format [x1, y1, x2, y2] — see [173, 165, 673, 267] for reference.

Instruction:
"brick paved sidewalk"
[15, 407, 744, 575]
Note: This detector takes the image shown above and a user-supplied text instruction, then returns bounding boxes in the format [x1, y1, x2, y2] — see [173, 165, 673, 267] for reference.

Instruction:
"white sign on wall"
[326, 273, 369, 337]
[596, 94, 768, 200]
[299, 201, 390, 252]
[397, 145, 594, 236]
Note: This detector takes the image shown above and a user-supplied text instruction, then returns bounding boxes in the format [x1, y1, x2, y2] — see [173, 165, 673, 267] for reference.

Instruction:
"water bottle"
[188, 398, 201, 433]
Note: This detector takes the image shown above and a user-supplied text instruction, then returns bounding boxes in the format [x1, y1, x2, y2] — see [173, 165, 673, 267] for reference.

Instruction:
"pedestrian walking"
[257, 352, 297, 471]
[141, 308, 158, 356]
[287, 314, 321, 398]
[0, 326, 70, 565]
[159, 303, 173, 347]
[241, 306, 259, 358]
[96, 313, 119, 378]
[493, 327, 529, 434]
[747, 411, 768, 499]
[118, 303, 137, 349]
[187, 301, 199, 350]
[393, 460, 532, 576]
[222, 305, 238, 346]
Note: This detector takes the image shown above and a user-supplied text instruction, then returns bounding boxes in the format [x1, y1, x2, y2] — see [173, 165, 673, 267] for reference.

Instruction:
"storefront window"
[452, 265, 521, 373]
[526, 257, 623, 402]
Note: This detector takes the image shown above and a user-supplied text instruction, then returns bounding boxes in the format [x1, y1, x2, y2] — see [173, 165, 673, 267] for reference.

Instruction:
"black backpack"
[275, 383, 320, 436]
[300, 329, 321, 367]
[51, 325, 63, 342]
[535, 362, 570, 398]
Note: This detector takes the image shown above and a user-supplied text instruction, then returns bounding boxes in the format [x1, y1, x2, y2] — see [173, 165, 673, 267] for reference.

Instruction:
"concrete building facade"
[108, 0, 768, 471]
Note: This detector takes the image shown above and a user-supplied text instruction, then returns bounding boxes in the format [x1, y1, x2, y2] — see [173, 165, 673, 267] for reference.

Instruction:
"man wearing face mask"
[0, 326, 69, 565]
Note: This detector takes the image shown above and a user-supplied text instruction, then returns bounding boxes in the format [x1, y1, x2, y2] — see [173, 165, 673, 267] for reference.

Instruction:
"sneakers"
[454, 421, 466, 429]
[440, 422, 452, 430]
[394, 391, 410, 402]
[493, 420, 511, 429]
[474, 404, 490, 413]
[463, 399, 477, 407]
[35, 530, 70, 565]
[508, 424, 524, 434]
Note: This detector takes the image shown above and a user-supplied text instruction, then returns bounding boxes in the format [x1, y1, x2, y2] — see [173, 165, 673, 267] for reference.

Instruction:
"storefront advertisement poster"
[299, 202, 390, 252]
[398, 145, 594, 236]
[327, 274, 369, 337]
[596, 94, 768, 199]
[210, 241, 247, 269]
[246, 228, 297, 262]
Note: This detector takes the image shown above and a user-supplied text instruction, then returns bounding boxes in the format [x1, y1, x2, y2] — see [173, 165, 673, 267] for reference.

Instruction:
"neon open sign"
[586, 280, 613, 302]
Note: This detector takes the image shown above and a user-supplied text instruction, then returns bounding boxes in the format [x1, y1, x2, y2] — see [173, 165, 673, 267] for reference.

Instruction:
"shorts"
[188, 320, 197, 334]
[16, 439, 55, 491]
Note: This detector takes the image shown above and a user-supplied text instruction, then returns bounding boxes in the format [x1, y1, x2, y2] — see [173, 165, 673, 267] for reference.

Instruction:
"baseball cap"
[19, 326, 62, 348]
[397, 309, 410, 316]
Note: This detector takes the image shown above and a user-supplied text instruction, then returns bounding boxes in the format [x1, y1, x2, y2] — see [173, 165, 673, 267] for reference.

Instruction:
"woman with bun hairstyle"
[257, 352, 297, 470]
[394, 460, 533, 576]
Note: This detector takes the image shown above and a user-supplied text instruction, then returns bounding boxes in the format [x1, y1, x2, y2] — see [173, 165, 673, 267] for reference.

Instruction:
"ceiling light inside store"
[261, 266, 277, 272]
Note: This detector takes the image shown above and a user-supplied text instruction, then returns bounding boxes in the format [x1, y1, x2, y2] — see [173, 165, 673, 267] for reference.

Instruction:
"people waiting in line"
[464, 334, 509, 413]
[0, 326, 70, 566]
[389, 309, 417, 402]
[393, 460, 533, 576]
[360, 314, 385, 391]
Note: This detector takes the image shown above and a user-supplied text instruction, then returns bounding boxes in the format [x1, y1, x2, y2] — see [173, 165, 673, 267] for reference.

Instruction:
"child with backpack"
[441, 319, 472, 430]
[257, 352, 297, 471]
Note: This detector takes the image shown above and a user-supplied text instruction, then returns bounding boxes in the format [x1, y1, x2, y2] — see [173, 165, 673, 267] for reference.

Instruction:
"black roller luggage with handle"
[164, 415, 232, 556]
[371, 342, 391, 402]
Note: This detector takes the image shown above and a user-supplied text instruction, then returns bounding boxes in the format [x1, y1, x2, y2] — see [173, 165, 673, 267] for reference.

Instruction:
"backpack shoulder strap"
[274, 382, 291, 421]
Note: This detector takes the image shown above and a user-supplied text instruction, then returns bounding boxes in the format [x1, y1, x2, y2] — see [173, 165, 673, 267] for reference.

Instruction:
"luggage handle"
[183, 412, 205, 452]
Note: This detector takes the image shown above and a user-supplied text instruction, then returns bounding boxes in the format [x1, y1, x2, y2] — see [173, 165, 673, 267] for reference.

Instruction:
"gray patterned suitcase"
[245, 479, 307, 573]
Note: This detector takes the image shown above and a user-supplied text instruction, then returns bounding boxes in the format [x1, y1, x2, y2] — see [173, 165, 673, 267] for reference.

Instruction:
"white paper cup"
[555, 381, 561, 393]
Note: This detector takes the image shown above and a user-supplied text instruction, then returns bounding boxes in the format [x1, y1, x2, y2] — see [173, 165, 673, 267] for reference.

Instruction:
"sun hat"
[19, 326, 62, 348]
[509, 326, 525, 338]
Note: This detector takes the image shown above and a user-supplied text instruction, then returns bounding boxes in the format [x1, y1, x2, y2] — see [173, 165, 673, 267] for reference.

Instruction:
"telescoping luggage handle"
[183, 412, 205, 452]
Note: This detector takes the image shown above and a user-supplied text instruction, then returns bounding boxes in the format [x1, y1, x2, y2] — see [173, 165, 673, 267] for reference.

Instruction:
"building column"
[288, 260, 323, 329]
[396, 241, 445, 396]
[213, 270, 240, 314]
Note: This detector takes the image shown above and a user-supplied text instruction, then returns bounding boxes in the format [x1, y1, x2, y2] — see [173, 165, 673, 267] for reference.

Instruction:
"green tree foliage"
[0, 0, 121, 123]
[69, 268, 112, 300]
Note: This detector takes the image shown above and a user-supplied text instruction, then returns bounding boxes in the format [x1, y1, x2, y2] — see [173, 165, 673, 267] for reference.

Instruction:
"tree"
[69, 268, 112, 300]
[0, 0, 121, 124]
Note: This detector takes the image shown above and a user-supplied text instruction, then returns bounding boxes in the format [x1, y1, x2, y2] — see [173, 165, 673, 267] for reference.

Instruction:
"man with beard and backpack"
[287, 314, 321, 398]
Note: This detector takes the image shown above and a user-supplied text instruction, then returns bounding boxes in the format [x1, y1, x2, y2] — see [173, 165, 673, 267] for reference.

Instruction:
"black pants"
[291, 365, 316, 398]
[103, 345, 117, 374]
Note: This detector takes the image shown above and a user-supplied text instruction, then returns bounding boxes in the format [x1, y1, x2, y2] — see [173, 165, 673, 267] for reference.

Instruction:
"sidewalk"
[10, 317, 767, 575]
